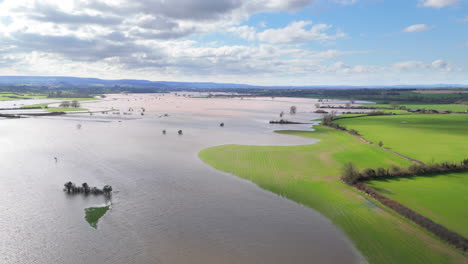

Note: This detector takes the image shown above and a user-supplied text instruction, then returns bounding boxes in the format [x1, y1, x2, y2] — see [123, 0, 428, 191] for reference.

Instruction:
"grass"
[21, 103, 87, 112]
[46, 107, 87, 112]
[84, 205, 110, 229]
[370, 104, 468, 112]
[199, 126, 466, 264]
[366, 172, 468, 237]
[334, 114, 468, 163]
[0, 92, 47, 101]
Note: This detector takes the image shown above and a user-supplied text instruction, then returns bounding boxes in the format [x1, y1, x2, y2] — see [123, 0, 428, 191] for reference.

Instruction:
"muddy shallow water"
[0, 94, 363, 264]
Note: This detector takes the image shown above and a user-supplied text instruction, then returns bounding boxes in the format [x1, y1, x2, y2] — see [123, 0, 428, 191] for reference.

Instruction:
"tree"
[82, 182, 89, 193]
[290, 106, 297, 114]
[378, 141, 383, 147]
[322, 111, 336, 126]
[70, 100, 80, 108]
[64, 181, 73, 192]
[341, 162, 360, 184]
[59, 101, 71, 108]
[103, 185, 112, 195]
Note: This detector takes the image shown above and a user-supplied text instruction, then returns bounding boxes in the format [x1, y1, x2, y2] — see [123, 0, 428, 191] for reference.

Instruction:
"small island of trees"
[64, 181, 112, 196]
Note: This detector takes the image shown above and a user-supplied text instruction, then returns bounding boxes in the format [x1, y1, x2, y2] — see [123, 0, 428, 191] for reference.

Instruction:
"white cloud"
[256, 21, 345, 44]
[392, 60, 451, 71]
[403, 24, 429, 33]
[334, 0, 358, 5]
[418, 0, 460, 8]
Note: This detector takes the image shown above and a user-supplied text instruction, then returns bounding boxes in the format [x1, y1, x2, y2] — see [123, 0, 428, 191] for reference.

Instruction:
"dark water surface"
[0, 94, 363, 264]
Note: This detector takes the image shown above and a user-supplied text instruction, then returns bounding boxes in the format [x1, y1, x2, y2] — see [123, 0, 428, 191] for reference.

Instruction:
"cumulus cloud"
[403, 24, 429, 33]
[250, 21, 345, 44]
[334, 0, 358, 5]
[392, 59, 451, 71]
[418, 0, 460, 8]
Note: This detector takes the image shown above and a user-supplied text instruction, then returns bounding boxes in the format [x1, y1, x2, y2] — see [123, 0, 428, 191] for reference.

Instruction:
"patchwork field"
[334, 114, 468, 163]
[199, 126, 465, 264]
[370, 104, 468, 112]
[366, 172, 468, 237]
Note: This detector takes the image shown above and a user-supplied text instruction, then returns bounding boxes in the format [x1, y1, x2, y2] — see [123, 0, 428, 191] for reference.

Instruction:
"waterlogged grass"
[371, 104, 468, 112]
[85, 205, 110, 229]
[367, 172, 468, 237]
[0, 93, 47, 101]
[46, 107, 87, 112]
[199, 126, 465, 264]
[335, 114, 468, 163]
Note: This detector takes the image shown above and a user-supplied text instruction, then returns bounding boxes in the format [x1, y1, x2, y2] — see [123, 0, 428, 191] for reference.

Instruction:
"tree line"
[340, 161, 468, 252]
[341, 160, 468, 185]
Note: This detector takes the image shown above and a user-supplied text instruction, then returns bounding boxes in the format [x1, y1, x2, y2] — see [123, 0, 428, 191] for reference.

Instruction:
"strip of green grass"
[85, 205, 110, 228]
[335, 114, 468, 163]
[199, 126, 465, 264]
[46, 107, 87, 112]
[371, 104, 468, 112]
[366, 172, 468, 237]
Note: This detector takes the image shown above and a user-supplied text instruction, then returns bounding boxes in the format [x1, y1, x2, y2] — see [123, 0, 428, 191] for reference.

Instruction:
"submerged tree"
[82, 182, 90, 193]
[64, 181, 73, 192]
[290, 106, 297, 115]
[103, 185, 112, 195]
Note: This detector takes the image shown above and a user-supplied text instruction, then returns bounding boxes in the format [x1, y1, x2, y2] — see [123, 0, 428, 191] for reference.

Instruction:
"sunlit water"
[0, 94, 364, 264]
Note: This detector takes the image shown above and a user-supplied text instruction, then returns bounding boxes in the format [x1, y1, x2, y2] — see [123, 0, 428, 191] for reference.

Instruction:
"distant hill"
[0, 76, 259, 89]
[0, 76, 466, 90]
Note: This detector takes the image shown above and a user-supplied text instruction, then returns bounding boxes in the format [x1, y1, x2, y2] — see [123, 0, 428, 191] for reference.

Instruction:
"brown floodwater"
[0, 94, 364, 264]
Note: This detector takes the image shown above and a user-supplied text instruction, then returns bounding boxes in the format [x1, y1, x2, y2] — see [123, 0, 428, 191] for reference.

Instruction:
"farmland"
[199, 126, 465, 264]
[366, 172, 468, 237]
[334, 114, 468, 163]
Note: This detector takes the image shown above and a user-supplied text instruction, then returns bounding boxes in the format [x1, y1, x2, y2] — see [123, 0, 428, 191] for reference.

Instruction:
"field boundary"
[352, 181, 468, 252]
[324, 122, 426, 165]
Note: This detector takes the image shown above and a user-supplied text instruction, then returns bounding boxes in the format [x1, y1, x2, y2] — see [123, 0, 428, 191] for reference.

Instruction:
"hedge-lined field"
[335, 114, 468, 163]
[199, 126, 465, 264]
[366, 172, 468, 237]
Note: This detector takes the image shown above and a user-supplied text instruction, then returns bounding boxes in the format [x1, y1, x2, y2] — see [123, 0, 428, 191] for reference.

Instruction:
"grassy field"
[21, 103, 87, 112]
[46, 107, 87, 112]
[335, 114, 468, 163]
[366, 172, 468, 238]
[199, 126, 466, 264]
[370, 104, 468, 112]
[0, 92, 47, 101]
[85, 205, 110, 228]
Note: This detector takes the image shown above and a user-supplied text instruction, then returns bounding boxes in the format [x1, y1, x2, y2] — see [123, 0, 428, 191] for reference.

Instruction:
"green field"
[85, 205, 110, 228]
[367, 172, 468, 237]
[370, 104, 468, 112]
[21, 103, 87, 112]
[335, 114, 468, 163]
[200, 126, 465, 264]
[0, 92, 47, 101]
[46, 107, 87, 112]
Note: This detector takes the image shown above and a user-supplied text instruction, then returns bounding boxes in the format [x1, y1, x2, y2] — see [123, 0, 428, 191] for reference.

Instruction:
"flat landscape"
[199, 126, 465, 264]
[367, 172, 468, 237]
[334, 114, 468, 163]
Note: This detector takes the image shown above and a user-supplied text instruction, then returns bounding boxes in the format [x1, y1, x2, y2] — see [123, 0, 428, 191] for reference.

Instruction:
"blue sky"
[0, 0, 466, 85]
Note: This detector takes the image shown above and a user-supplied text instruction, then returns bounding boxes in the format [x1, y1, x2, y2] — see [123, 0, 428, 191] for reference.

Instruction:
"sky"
[0, 0, 466, 86]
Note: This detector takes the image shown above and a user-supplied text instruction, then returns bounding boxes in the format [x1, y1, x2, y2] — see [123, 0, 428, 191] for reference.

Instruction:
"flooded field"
[0, 94, 363, 264]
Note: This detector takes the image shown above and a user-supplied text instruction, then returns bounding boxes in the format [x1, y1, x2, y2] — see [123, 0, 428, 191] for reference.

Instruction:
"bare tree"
[290, 106, 297, 115]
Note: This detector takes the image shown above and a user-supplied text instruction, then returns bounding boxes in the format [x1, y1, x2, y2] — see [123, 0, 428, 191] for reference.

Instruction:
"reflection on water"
[0, 94, 363, 264]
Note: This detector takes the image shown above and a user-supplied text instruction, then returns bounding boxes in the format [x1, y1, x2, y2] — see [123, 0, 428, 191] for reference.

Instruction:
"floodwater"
[0, 94, 364, 264]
